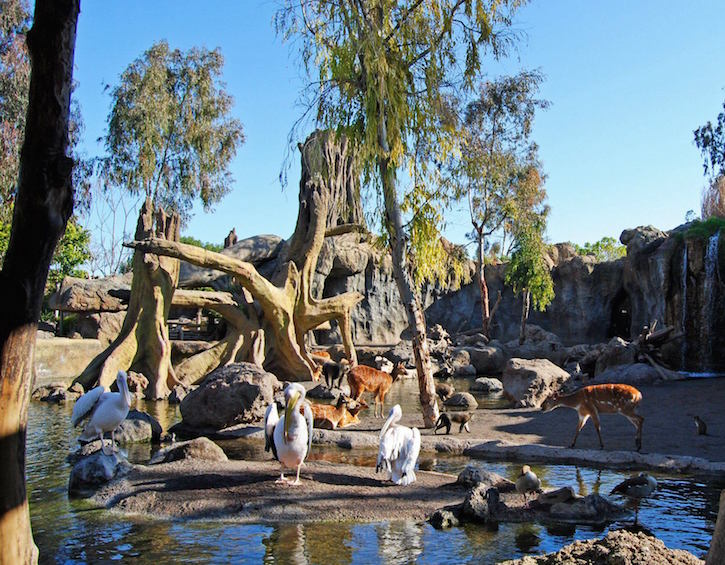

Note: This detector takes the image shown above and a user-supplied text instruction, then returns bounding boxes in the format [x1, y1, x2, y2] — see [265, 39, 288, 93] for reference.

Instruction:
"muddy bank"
[92, 459, 466, 522]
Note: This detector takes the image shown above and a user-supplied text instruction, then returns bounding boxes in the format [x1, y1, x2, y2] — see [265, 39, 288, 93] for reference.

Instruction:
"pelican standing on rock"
[376, 404, 421, 486]
[515, 465, 541, 507]
[610, 472, 657, 524]
[71, 370, 132, 455]
[264, 383, 314, 485]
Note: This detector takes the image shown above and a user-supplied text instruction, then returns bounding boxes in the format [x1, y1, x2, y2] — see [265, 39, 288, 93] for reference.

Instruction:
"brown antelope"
[306, 394, 367, 429]
[541, 384, 644, 451]
[348, 362, 407, 418]
[338, 396, 368, 427]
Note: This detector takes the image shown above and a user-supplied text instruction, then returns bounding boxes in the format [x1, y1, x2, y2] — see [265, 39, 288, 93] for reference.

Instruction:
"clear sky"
[72, 1, 725, 250]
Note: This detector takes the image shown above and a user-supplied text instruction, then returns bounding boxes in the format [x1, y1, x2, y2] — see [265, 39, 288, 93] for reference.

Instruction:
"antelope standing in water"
[347, 362, 407, 418]
[541, 384, 644, 451]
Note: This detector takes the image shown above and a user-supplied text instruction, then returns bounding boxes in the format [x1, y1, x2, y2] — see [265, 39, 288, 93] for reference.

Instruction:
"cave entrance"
[608, 289, 631, 339]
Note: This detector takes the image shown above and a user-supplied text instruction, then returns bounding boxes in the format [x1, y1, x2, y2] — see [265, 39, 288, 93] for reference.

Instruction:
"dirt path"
[94, 459, 466, 522]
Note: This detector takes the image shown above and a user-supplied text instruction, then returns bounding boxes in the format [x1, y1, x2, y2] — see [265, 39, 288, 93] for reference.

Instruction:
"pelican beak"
[284, 390, 301, 443]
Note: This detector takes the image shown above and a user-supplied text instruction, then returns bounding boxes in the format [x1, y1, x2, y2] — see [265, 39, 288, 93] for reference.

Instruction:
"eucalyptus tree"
[694, 100, 725, 218]
[100, 40, 245, 224]
[447, 70, 548, 337]
[504, 165, 553, 344]
[276, 0, 523, 427]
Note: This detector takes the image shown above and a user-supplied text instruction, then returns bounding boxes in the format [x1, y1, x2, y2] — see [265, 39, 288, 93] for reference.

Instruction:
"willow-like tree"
[100, 40, 245, 223]
[504, 165, 553, 344]
[447, 71, 548, 337]
[276, 0, 522, 427]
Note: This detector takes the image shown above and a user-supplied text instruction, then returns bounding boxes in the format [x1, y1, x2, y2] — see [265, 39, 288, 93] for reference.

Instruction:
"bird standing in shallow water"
[515, 465, 541, 507]
[71, 370, 132, 455]
[610, 472, 657, 524]
[264, 383, 314, 485]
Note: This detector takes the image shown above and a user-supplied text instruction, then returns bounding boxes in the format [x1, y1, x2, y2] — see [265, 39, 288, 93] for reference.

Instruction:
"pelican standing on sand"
[264, 383, 314, 485]
[515, 465, 541, 507]
[71, 370, 132, 455]
[376, 404, 421, 486]
[610, 472, 657, 524]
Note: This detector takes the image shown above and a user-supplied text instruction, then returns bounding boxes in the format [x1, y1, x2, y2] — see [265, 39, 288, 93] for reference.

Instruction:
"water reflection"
[27, 401, 720, 564]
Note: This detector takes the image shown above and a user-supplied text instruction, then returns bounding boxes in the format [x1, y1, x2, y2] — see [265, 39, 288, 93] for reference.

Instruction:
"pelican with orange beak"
[264, 383, 314, 485]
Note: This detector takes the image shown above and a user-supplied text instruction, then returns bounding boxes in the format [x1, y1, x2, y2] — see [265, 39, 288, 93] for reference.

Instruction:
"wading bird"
[376, 404, 421, 486]
[515, 465, 541, 507]
[265, 383, 314, 485]
[610, 472, 657, 524]
[71, 370, 132, 455]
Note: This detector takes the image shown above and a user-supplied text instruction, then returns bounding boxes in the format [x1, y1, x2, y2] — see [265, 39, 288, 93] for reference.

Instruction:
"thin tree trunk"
[476, 229, 491, 338]
[519, 289, 531, 345]
[0, 2, 79, 563]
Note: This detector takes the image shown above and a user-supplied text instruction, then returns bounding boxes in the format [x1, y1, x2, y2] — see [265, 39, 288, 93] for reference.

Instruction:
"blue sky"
[72, 1, 725, 250]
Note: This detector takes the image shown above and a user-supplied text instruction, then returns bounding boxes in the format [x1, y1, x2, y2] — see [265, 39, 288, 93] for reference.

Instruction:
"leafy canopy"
[694, 101, 725, 181]
[276, 0, 522, 285]
[574, 236, 626, 262]
[101, 40, 245, 223]
[179, 235, 223, 253]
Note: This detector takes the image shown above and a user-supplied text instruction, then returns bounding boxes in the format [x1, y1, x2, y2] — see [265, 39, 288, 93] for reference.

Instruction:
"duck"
[610, 472, 658, 524]
[264, 383, 313, 485]
[376, 404, 421, 486]
[70, 370, 132, 455]
[515, 465, 541, 507]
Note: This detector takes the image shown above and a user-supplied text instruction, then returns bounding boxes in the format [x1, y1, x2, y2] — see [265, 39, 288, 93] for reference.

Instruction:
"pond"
[28, 397, 720, 564]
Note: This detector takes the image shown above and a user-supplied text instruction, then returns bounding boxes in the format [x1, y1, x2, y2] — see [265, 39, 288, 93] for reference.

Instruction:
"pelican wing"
[303, 401, 314, 457]
[70, 385, 105, 427]
[400, 427, 421, 481]
[264, 402, 280, 461]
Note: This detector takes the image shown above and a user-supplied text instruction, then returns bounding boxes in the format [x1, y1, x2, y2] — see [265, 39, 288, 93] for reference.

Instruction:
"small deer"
[348, 362, 407, 418]
[541, 384, 644, 451]
[306, 394, 367, 429]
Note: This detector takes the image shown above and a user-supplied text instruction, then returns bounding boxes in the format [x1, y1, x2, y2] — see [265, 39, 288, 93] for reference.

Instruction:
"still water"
[28, 397, 720, 564]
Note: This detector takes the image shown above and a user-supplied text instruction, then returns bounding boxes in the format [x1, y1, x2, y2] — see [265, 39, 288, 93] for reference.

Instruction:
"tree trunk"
[0, 2, 79, 563]
[476, 230, 491, 338]
[74, 198, 181, 399]
[519, 289, 531, 345]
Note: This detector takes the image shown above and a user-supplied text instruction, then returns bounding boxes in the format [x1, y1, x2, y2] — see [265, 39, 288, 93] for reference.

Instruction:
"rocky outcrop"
[31, 381, 82, 403]
[501, 358, 570, 408]
[179, 362, 281, 430]
[49, 274, 132, 312]
[454, 345, 506, 375]
[149, 437, 228, 464]
[68, 452, 132, 496]
[456, 465, 514, 490]
[500, 529, 704, 565]
[115, 410, 163, 444]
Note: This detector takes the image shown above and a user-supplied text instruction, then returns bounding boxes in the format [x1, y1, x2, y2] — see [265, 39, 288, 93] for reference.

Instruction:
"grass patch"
[683, 217, 725, 240]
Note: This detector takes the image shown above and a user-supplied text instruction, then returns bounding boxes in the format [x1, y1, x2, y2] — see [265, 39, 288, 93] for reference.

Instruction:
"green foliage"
[276, 0, 523, 286]
[179, 235, 224, 253]
[100, 40, 245, 223]
[694, 101, 725, 181]
[574, 236, 626, 262]
[505, 223, 553, 312]
[683, 216, 725, 240]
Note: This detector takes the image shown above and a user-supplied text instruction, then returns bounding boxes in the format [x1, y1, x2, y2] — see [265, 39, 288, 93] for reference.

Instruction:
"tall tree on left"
[0, 1, 79, 563]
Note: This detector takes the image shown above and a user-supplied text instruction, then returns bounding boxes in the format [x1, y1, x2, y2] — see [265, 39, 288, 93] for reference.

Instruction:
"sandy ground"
[93, 459, 467, 522]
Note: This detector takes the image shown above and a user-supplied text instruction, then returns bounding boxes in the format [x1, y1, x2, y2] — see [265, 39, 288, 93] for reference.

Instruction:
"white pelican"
[515, 465, 541, 507]
[264, 383, 313, 485]
[71, 370, 132, 455]
[610, 472, 657, 524]
[376, 404, 421, 486]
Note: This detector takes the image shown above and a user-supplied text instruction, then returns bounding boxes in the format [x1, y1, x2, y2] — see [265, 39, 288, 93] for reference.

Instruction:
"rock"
[178, 234, 283, 288]
[31, 382, 80, 403]
[455, 364, 477, 377]
[48, 273, 132, 312]
[501, 358, 570, 408]
[428, 324, 450, 342]
[536, 486, 576, 506]
[500, 529, 703, 565]
[444, 392, 478, 410]
[454, 333, 489, 346]
[549, 494, 626, 524]
[594, 337, 638, 375]
[68, 451, 132, 496]
[168, 384, 191, 404]
[449, 348, 471, 371]
[374, 356, 394, 372]
[179, 362, 281, 430]
[460, 345, 506, 375]
[307, 383, 336, 400]
[456, 464, 515, 490]
[470, 377, 503, 393]
[149, 437, 228, 464]
[621, 225, 668, 254]
[428, 509, 459, 530]
[708, 490, 725, 564]
[462, 484, 489, 522]
[115, 410, 163, 444]
[593, 362, 680, 385]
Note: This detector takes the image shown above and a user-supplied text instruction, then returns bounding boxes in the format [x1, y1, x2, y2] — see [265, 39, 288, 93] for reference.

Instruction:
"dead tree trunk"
[519, 289, 531, 345]
[475, 227, 492, 338]
[75, 198, 180, 399]
[0, 2, 78, 563]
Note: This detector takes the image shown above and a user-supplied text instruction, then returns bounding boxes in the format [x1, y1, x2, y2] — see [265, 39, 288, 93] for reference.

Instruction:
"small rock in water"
[68, 450, 131, 497]
[428, 509, 459, 530]
[115, 410, 163, 444]
[444, 392, 478, 410]
[457, 464, 514, 490]
[470, 377, 503, 393]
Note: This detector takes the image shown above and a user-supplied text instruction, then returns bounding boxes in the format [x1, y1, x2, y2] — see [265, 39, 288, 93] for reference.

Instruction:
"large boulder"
[179, 362, 281, 430]
[501, 358, 570, 408]
[470, 377, 503, 393]
[443, 392, 478, 411]
[593, 362, 680, 386]
[48, 274, 132, 312]
[594, 337, 637, 375]
[68, 452, 132, 496]
[457, 345, 506, 375]
[115, 410, 163, 444]
[548, 493, 626, 524]
[456, 465, 514, 490]
[149, 437, 228, 464]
